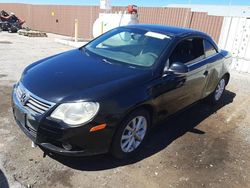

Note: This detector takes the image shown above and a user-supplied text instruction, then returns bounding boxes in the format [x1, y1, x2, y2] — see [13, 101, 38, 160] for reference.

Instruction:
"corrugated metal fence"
[219, 17, 250, 73]
[0, 3, 223, 42]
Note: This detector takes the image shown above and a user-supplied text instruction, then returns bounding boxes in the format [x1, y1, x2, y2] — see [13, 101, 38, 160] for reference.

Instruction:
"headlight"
[51, 102, 99, 126]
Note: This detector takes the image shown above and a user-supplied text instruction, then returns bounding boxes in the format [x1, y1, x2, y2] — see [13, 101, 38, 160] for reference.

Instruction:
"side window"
[204, 40, 217, 57]
[169, 38, 205, 64]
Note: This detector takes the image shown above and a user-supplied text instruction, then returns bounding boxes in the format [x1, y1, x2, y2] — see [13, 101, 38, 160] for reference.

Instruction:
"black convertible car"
[12, 25, 232, 159]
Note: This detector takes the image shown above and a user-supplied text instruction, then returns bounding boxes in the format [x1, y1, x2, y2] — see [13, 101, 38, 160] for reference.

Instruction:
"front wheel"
[111, 109, 150, 159]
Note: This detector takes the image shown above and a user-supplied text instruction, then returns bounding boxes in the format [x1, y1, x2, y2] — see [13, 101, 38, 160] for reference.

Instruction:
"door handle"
[203, 70, 208, 77]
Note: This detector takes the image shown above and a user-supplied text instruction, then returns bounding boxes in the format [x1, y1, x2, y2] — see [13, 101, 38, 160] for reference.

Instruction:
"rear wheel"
[111, 109, 150, 159]
[209, 76, 226, 104]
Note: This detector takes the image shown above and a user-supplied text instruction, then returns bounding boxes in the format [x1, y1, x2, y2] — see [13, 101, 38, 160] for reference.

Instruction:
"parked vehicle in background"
[0, 10, 25, 33]
[12, 24, 232, 159]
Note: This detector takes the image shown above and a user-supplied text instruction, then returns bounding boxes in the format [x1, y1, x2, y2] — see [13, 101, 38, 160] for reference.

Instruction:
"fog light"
[62, 143, 72, 151]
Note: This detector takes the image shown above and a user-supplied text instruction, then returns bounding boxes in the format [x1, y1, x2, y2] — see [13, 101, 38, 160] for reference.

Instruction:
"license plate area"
[14, 106, 37, 138]
[14, 106, 26, 127]
[26, 115, 38, 137]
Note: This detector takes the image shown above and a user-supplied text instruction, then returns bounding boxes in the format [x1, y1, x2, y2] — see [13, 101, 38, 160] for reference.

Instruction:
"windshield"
[85, 27, 172, 67]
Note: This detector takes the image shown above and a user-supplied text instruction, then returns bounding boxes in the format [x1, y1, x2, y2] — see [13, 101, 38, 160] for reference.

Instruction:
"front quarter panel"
[97, 83, 154, 128]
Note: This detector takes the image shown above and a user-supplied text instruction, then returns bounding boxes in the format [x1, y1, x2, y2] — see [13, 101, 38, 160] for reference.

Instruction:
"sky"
[0, 0, 249, 6]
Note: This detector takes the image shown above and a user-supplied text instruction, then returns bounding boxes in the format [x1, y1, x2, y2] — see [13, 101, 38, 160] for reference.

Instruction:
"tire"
[8, 26, 18, 33]
[208, 76, 226, 104]
[1, 22, 9, 31]
[111, 109, 151, 159]
[0, 170, 8, 188]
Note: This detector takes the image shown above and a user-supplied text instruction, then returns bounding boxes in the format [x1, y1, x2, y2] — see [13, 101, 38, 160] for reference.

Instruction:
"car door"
[158, 37, 210, 116]
[202, 39, 224, 98]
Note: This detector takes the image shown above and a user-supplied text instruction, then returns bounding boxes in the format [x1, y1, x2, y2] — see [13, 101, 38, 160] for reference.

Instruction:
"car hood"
[21, 49, 152, 103]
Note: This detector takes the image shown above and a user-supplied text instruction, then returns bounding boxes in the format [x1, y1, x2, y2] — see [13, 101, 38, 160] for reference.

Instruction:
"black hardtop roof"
[124, 24, 209, 38]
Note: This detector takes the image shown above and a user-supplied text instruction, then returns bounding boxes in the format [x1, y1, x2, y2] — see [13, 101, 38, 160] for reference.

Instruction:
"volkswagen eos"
[12, 25, 231, 159]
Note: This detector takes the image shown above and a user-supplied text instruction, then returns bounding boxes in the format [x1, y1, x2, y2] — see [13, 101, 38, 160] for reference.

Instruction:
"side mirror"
[168, 62, 188, 74]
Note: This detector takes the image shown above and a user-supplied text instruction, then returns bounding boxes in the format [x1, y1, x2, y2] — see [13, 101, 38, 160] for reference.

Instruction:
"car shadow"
[48, 90, 236, 171]
[0, 169, 9, 188]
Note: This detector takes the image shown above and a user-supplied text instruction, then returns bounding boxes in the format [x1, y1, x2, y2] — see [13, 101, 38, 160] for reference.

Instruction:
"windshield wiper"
[80, 47, 90, 56]
[102, 58, 113, 65]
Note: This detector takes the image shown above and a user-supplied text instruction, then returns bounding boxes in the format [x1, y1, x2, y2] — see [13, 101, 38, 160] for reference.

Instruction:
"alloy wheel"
[120, 116, 147, 153]
[214, 78, 225, 101]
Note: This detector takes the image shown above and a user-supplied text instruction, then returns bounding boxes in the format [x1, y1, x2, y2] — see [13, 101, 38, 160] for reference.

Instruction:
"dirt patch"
[0, 85, 12, 116]
[0, 74, 8, 78]
[0, 41, 12, 44]
[46, 170, 74, 187]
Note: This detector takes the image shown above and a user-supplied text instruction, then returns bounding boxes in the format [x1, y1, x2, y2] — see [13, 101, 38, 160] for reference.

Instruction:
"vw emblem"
[20, 92, 29, 105]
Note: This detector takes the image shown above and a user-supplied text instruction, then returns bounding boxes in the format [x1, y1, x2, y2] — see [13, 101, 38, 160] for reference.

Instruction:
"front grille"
[16, 83, 55, 115]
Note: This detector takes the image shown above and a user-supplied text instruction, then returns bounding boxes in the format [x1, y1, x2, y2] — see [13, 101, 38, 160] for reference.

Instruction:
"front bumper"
[12, 84, 115, 156]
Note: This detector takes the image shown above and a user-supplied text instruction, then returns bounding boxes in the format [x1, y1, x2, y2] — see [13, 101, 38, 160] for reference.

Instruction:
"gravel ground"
[0, 32, 250, 188]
